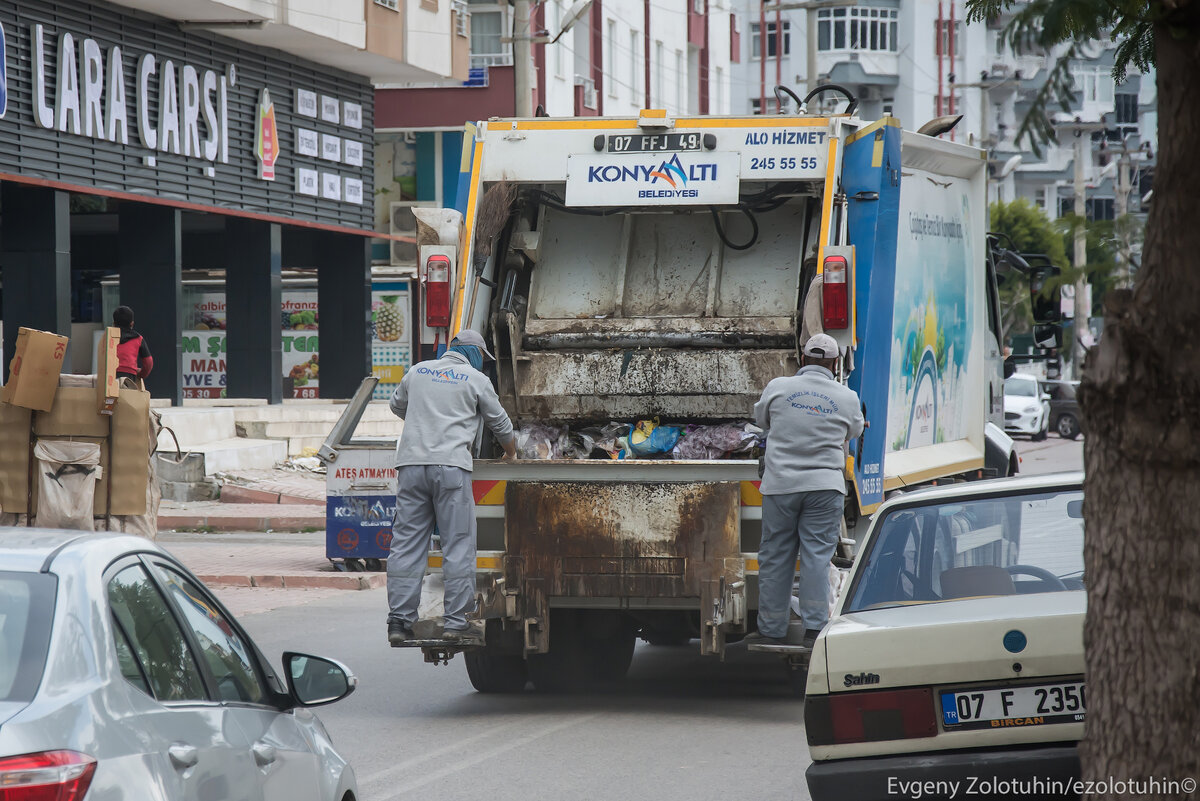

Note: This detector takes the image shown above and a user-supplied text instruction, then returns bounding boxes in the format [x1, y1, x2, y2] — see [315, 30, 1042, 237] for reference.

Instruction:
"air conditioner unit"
[389, 201, 432, 266]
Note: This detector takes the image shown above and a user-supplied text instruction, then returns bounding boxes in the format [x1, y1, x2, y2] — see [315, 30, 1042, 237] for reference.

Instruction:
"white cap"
[450, 329, 496, 361]
[803, 333, 839, 360]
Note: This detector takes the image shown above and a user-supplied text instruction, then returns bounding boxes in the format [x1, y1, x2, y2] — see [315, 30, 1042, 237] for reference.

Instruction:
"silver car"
[0, 530, 359, 801]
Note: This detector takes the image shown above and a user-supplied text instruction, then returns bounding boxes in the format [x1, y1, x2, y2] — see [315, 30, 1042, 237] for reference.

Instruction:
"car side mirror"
[1029, 266, 1061, 325]
[1032, 323, 1062, 350]
[283, 652, 357, 707]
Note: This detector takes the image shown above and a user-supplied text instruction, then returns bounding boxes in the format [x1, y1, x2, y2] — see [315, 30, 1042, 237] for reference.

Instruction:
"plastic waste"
[673, 423, 762, 459]
[515, 422, 566, 459]
[627, 419, 683, 457]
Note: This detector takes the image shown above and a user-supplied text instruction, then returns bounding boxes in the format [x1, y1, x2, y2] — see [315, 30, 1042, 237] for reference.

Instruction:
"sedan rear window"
[847, 489, 1084, 612]
[1004, 377, 1038, 397]
[0, 573, 57, 703]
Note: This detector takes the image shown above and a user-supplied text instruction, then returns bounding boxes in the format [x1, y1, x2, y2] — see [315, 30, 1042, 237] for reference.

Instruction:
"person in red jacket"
[112, 306, 154, 380]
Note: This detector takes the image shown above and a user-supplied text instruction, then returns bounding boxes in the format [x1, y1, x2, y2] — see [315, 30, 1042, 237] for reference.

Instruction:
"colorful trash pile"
[513, 419, 764, 460]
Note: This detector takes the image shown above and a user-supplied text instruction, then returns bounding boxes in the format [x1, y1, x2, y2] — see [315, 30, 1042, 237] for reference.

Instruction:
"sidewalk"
[161, 534, 386, 592]
[157, 465, 327, 533]
[156, 465, 388, 600]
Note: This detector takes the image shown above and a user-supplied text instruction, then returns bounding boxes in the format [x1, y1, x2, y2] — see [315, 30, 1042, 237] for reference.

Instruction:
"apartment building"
[374, 0, 736, 274]
[729, 0, 1157, 227]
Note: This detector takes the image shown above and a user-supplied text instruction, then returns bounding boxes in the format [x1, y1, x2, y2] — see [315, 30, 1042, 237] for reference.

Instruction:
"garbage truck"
[320, 92, 1025, 692]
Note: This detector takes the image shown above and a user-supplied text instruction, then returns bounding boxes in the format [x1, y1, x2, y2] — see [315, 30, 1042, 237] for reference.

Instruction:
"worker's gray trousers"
[757, 489, 844, 638]
[387, 465, 477, 631]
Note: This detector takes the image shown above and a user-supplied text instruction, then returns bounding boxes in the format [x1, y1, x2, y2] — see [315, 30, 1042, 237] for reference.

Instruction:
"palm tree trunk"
[1078, 8, 1200, 794]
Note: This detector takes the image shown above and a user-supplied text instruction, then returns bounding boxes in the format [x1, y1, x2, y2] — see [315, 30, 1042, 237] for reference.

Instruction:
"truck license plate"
[940, 682, 1086, 730]
[607, 133, 702, 153]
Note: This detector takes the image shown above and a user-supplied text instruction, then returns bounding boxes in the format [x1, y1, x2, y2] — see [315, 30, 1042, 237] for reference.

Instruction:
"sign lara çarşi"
[29, 23, 238, 166]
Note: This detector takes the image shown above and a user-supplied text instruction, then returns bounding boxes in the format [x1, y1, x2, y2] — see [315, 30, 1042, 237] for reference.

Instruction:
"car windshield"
[0, 573, 56, 702]
[1005, 377, 1038, 397]
[846, 488, 1084, 612]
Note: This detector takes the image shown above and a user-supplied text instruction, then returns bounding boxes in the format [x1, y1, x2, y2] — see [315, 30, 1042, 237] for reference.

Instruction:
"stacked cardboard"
[1, 329, 155, 530]
[2, 328, 69, 411]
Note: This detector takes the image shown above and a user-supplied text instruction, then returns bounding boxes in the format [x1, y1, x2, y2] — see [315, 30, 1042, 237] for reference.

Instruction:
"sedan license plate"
[940, 682, 1086, 730]
[607, 133, 703, 153]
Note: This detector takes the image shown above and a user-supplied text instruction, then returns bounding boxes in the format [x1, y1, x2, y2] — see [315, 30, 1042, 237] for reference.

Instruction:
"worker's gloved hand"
[502, 440, 518, 461]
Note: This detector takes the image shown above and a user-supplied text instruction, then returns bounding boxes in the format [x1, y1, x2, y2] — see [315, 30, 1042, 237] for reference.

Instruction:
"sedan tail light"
[806, 688, 938, 746]
[0, 750, 97, 801]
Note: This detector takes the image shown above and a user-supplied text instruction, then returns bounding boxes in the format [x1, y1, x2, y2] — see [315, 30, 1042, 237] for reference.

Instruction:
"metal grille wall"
[0, 0, 375, 231]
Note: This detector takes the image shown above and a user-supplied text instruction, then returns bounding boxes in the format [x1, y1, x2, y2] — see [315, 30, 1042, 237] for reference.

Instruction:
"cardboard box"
[96, 327, 121, 415]
[13, 388, 152, 520]
[2, 328, 69, 411]
[0, 403, 32, 514]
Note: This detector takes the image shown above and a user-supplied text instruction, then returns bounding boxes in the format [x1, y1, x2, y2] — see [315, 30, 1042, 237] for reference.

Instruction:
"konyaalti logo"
[416, 365, 469, 384]
[586, 154, 719, 200]
[787, 390, 838, 417]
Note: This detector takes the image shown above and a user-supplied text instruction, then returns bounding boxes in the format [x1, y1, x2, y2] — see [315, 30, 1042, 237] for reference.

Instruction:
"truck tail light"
[822, 255, 849, 330]
[805, 688, 937, 746]
[0, 750, 97, 801]
[424, 254, 452, 329]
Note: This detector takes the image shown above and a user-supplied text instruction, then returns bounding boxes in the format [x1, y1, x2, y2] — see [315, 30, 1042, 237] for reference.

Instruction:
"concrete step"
[188, 438, 289, 474]
[230, 401, 394, 424]
[238, 418, 398, 440]
[156, 408, 238, 449]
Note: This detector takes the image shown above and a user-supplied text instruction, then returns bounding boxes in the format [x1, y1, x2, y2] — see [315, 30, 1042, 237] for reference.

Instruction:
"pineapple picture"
[374, 295, 404, 342]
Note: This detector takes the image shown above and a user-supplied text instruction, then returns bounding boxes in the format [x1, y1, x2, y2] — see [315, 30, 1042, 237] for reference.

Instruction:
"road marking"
[358, 719, 522, 789]
[373, 712, 604, 799]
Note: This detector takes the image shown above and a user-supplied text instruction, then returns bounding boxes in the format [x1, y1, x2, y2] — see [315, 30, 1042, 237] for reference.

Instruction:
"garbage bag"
[414, 573, 445, 639]
[627, 420, 682, 457]
[673, 423, 763, 459]
[34, 441, 102, 531]
[515, 423, 565, 459]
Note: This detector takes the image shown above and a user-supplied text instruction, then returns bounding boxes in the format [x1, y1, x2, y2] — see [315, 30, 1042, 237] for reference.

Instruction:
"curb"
[198, 573, 385, 591]
[158, 513, 325, 532]
[219, 486, 325, 505]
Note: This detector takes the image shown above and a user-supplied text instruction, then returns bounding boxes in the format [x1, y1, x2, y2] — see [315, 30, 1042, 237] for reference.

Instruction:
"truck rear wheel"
[528, 611, 590, 693]
[641, 629, 692, 647]
[587, 628, 636, 683]
[465, 646, 528, 693]
[465, 621, 528, 693]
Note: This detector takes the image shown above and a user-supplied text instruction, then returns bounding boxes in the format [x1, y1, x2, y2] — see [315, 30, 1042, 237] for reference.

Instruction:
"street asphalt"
[213, 436, 1084, 801]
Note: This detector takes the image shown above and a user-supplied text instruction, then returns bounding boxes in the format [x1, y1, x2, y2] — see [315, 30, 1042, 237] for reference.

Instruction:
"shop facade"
[0, 0, 387, 403]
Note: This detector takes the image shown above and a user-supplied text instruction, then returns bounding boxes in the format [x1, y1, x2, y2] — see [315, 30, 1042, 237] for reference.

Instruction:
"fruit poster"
[178, 286, 412, 399]
[182, 290, 323, 399]
[371, 282, 412, 401]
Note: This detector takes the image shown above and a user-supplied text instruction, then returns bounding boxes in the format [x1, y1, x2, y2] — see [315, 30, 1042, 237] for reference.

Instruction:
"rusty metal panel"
[507, 348, 798, 421]
[504, 481, 740, 600]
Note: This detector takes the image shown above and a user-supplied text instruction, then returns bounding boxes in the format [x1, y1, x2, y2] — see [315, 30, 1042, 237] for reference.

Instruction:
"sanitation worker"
[112, 306, 154, 381]
[387, 330, 517, 647]
[748, 333, 864, 648]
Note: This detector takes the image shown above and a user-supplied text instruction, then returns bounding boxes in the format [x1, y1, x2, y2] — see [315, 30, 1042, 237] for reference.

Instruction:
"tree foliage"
[965, 0, 1158, 155]
[990, 198, 1069, 341]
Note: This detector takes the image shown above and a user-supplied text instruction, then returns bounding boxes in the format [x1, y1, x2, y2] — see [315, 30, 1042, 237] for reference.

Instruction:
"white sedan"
[1004, 373, 1051, 440]
[805, 473, 1084, 799]
[0, 530, 359, 801]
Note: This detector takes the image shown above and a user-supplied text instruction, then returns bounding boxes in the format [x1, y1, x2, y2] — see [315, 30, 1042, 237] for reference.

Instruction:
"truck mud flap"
[503, 481, 745, 656]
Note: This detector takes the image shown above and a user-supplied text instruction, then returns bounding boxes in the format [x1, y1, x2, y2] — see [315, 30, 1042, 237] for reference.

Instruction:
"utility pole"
[761, 0, 854, 99]
[513, 0, 534, 116]
[1055, 119, 1105, 375]
[1114, 148, 1133, 287]
[1072, 132, 1088, 372]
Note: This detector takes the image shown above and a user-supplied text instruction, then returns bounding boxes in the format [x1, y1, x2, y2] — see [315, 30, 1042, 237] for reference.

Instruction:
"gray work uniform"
[387, 351, 514, 630]
[753, 365, 864, 637]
